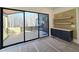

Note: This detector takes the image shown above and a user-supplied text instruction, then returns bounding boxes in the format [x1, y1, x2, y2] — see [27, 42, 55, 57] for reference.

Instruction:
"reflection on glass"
[39, 14, 49, 37]
[25, 12, 38, 41]
[3, 9, 24, 46]
[3, 9, 49, 46]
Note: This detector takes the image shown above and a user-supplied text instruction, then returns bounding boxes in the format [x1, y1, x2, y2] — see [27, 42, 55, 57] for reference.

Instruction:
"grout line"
[32, 42, 39, 52]
[42, 40, 61, 52]
[50, 37, 77, 51]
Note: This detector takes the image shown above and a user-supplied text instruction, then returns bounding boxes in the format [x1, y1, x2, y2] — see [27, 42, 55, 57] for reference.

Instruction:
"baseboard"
[73, 39, 79, 44]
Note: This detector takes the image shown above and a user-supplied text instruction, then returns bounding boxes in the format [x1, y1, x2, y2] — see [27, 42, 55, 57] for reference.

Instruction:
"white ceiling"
[4, 7, 54, 14]
[4, 7, 64, 14]
[9, 7, 54, 10]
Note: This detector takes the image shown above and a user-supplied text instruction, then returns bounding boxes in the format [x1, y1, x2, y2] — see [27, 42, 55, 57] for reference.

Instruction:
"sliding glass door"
[25, 12, 38, 41]
[3, 9, 24, 46]
[39, 14, 49, 37]
[2, 8, 49, 48]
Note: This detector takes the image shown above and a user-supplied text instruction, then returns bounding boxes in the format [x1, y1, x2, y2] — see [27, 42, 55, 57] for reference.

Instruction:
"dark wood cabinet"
[51, 28, 73, 42]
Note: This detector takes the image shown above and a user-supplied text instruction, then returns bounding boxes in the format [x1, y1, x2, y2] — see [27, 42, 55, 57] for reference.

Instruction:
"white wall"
[75, 8, 79, 44]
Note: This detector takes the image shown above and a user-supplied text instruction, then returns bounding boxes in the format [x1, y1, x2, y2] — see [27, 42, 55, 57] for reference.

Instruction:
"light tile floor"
[3, 31, 47, 46]
[1, 36, 79, 52]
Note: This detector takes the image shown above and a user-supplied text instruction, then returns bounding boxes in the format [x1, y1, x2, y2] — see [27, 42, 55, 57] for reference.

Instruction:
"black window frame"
[0, 7, 49, 49]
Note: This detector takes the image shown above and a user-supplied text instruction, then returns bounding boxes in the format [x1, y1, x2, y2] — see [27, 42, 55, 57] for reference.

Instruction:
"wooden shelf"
[54, 16, 73, 20]
[55, 23, 72, 25]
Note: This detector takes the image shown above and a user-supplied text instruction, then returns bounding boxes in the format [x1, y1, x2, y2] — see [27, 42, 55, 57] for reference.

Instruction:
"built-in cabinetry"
[51, 28, 73, 42]
[54, 9, 77, 39]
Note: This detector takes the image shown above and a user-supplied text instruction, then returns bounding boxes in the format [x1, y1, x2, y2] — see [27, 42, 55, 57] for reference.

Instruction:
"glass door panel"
[3, 9, 24, 46]
[39, 14, 49, 37]
[25, 12, 38, 41]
